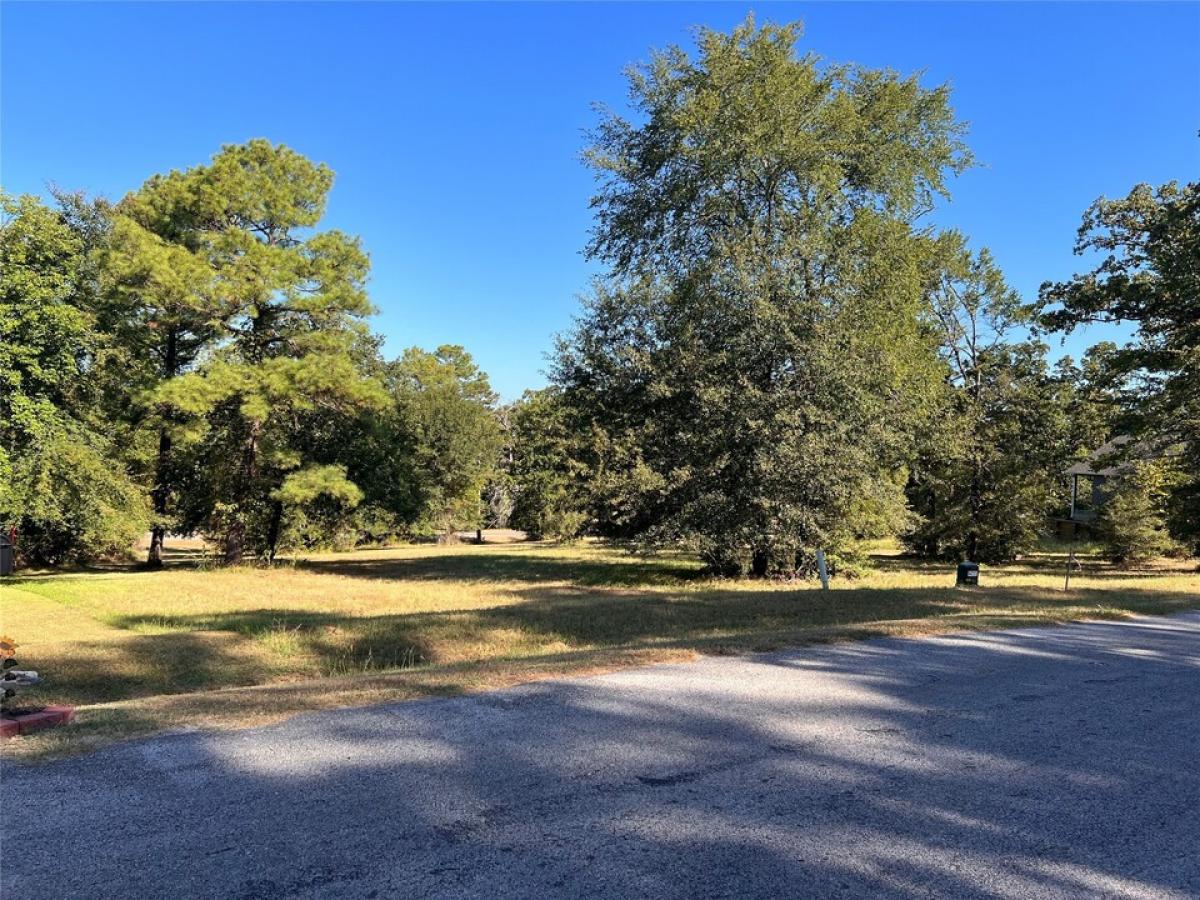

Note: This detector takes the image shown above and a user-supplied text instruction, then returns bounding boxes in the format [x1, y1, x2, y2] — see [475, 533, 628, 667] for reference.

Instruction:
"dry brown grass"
[2, 538, 1196, 760]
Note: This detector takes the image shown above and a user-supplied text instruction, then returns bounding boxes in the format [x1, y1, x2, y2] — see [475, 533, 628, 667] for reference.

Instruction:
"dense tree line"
[2, 18, 1195, 571]
[2, 142, 503, 565]
[526, 18, 1197, 570]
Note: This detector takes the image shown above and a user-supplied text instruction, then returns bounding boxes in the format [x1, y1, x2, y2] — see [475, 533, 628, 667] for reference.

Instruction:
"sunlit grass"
[1, 538, 1195, 759]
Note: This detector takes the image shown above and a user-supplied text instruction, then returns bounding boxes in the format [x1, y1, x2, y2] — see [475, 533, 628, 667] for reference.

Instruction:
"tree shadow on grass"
[870, 550, 1196, 580]
[25, 621, 437, 708]
[299, 543, 1194, 588]
[83, 580, 1198, 714]
[23, 630, 281, 707]
[295, 545, 705, 586]
[105, 587, 959, 668]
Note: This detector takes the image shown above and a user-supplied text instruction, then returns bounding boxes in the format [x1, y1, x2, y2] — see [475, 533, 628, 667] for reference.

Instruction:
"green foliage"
[559, 17, 965, 576]
[905, 236, 1069, 562]
[1, 194, 90, 408]
[331, 405, 424, 535]
[1040, 179, 1200, 552]
[102, 164, 238, 565]
[4, 419, 149, 564]
[272, 464, 363, 507]
[1051, 342, 1136, 471]
[0, 192, 147, 564]
[1097, 461, 1183, 564]
[585, 17, 970, 274]
[5, 65, 1192, 576]
[905, 346, 1069, 562]
[505, 388, 589, 540]
[8, 142, 512, 564]
[126, 140, 385, 562]
[264, 464, 369, 554]
[386, 346, 503, 536]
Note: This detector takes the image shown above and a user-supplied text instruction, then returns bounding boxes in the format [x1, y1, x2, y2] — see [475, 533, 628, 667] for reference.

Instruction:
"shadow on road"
[5, 614, 1199, 898]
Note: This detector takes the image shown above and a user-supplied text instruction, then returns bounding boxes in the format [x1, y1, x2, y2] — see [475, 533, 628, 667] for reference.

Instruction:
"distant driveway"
[4, 612, 1199, 899]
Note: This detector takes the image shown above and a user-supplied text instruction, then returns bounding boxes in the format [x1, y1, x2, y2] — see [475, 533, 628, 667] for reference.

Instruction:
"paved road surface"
[4, 613, 1199, 899]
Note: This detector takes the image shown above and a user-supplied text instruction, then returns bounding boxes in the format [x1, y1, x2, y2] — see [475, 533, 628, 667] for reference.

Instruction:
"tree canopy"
[1, 20, 1193, 573]
[112, 140, 383, 562]
[1040, 179, 1199, 552]
[557, 17, 971, 574]
[1, 193, 147, 563]
[386, 345, 503, 537]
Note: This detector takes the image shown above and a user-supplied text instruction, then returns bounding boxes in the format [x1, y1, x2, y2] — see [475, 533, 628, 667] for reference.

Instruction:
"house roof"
[1064, 435, 1136, 478]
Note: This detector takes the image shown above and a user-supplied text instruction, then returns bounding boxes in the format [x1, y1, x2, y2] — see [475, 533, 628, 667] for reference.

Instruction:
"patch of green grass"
[1, 538, 1196, 759]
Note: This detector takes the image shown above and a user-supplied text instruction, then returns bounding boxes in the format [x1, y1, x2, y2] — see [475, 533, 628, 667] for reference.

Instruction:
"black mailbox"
[956, 561, 979, 587]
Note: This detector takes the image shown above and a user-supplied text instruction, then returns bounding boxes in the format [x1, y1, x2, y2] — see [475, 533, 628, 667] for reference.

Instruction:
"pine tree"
[1098, 461, 1182, 564]
[102, 175, 224, 565]
[905, 234, 1068, 562]
[140, 140, 384, 562]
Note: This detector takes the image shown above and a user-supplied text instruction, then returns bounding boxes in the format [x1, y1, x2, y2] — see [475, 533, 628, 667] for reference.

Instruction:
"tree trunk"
[223, 420, 262, 565]
[967, 368, 983, 562]
[968, 448, 982, 562]
[266, 499, 284, 563]
[223, 522, 245, 566]
[147, 525, 167, 568]
[146, 330, 179, 568]
[147, 423, 172, 568]
[751, 547, 770, 578]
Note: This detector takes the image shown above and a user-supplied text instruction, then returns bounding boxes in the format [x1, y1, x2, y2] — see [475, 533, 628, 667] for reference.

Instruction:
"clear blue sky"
[4, 2, 1198, 399]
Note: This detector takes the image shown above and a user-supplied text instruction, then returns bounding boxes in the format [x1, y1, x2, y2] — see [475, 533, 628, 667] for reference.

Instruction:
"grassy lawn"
[2, 538, 1196, 760]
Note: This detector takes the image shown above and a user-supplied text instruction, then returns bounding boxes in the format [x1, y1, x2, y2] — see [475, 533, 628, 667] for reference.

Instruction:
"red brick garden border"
[0, 706, 75, 739]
